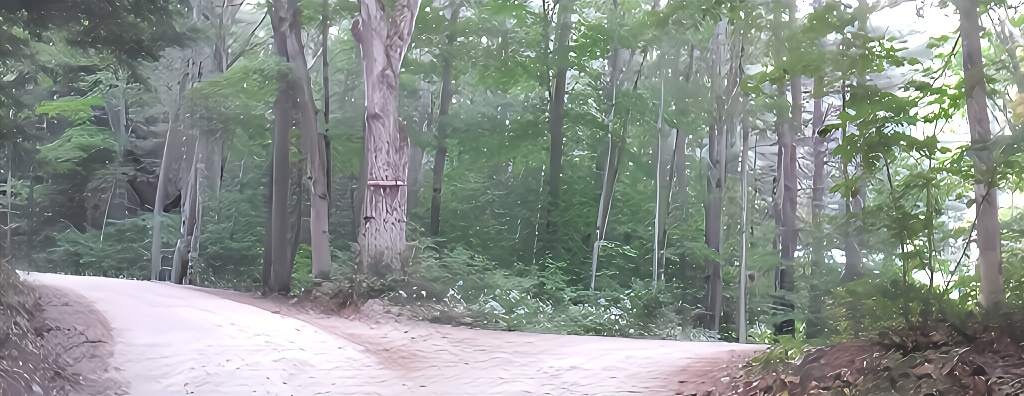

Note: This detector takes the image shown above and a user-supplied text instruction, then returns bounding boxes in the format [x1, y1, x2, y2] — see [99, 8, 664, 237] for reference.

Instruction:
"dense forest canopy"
[2, 0, 1024, 362]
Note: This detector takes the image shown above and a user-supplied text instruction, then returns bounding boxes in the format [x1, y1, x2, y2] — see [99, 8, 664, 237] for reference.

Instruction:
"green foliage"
[385, 243, 693, 337]
[43, 214, 181, 279]
[37, 124, 116, 172]
[34, 96, 105, 125]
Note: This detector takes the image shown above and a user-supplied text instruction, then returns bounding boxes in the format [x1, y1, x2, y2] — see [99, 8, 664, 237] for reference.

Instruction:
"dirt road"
[22, 273, 763, 395]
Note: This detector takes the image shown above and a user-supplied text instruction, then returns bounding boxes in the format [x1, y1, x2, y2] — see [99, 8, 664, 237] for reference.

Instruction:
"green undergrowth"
[309, 245, 699, 339]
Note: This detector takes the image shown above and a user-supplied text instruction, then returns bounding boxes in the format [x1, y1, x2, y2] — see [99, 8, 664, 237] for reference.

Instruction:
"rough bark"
[352, 0, 421, 277]
[429, 1, 462, 237]
[959, 0, 1005, 308]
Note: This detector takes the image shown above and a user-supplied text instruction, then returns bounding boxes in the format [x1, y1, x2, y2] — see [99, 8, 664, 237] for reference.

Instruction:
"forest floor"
[21, 272, 764, 396]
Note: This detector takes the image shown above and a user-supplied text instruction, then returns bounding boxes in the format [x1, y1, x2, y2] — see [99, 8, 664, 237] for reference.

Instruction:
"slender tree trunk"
[811, 76, 826, 244]
[543, 0, 574, 239]
[654, 78, 672, 286]
[806, 75, 827, 339]
[702, 122, 725, 331]
[739, 122, 750, 344]
[837, 82, 862, 283]
[352, 0, 421, 277]
[959, 0, 1005, 308]
[842, 181, 864, 283]
[429, 1, 462, 237]
[591, 1, 626, 290]
[2, 142, 10, 263]
[774, 73, 800, 336]
[102, 90, 128, 228]
[671, 45, 696, 218]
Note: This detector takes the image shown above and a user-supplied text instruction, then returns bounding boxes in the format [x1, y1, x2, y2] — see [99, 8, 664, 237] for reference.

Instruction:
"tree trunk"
[702, 122, 725, 331]
[738, 122, 750, 344]
[261, 157, 274, 294]
[959, 0, 1005, 308]
[842, 180, 864, 283]
[2, 142, 10, 263]
[654, 79, 672, 286]
[101, 91, 128, 230]
[774, 74, 800, 336]
[352, 0, 421, 277]
[806, 75, 827, 339]
[429, 1, 462, 237]
[267, 0, 333, 283]
[408, 146, 424, 211]
[151, 61, 194, 280]
[590, 2, 626, 291]
[701, 20, 739, 331]
[543, 0, 574, 239]
[173, 138, 201, 285]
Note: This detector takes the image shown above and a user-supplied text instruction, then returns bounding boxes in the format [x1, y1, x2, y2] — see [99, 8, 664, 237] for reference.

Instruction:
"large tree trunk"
[267, 79, 295, 294]
[543, 0, 574, 239]
[274, 0, 332, 281]
[151, 59, 196, 280]
[959, 0, 1005, 308]
[352, 0, 421, 277]
[428, 1, 462, 237]
[164, 0, 243, 283]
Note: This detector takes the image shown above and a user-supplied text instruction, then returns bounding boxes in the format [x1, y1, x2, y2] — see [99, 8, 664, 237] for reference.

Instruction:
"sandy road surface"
[22, 273, 763, 395]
